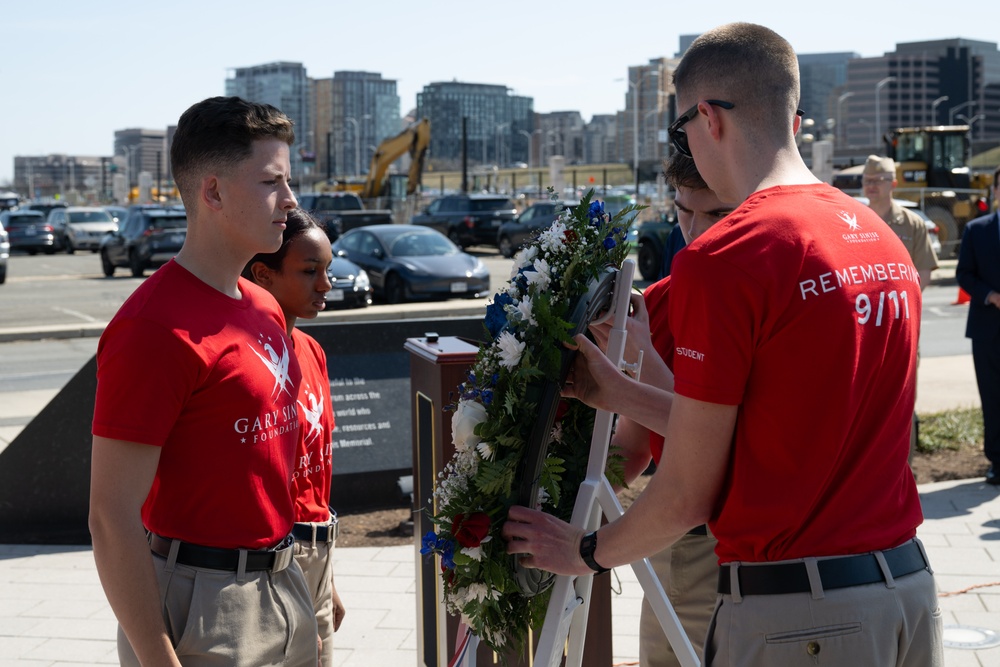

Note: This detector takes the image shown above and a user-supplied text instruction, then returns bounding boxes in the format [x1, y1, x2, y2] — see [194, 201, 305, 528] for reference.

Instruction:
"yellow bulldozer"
[834, 124, 991, 257]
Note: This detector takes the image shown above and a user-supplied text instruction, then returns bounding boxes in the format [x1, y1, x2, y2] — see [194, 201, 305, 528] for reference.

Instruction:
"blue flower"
[440, 540, 456, 569]
[485, 292, 514, 338]
[420, 530, 439, 556]
[603, 236, 617, 250]
[481, 388, 493, 406]
[588, 200, 606, 225]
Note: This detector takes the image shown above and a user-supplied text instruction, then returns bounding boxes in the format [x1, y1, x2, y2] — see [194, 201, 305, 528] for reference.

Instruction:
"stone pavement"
[1, 479, 999, 666]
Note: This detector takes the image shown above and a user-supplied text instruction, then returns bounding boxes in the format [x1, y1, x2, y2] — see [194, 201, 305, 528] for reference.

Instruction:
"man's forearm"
[91, 517, 182, 667]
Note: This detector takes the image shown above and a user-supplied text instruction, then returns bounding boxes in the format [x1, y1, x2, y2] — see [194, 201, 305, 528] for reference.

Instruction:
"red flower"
[554, 399, 570, 422]
[451, 512, 491, 548]
[564, 229, 578, 244]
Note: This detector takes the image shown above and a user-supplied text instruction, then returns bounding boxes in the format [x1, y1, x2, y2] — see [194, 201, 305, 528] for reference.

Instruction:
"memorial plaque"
[301, 317, 484, 511]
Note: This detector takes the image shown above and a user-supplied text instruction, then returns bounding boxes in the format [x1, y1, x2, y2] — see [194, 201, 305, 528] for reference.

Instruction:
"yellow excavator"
[360, 117, 430, 202]
[316, 118, 430, 221]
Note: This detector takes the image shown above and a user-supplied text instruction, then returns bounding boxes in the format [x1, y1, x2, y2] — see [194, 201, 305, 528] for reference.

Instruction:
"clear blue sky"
[2, 0, 998, 185]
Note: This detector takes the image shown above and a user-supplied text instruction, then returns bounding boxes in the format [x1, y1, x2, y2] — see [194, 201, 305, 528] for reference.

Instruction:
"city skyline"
[3, 0, 1000, 184]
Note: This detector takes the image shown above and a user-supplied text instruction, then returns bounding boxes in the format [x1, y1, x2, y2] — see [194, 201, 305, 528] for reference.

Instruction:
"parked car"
[100, 207, 187, 277]
[297, 192, 393, 242]
[496, 200, 578, 258]
[634, 213, 678, 281]
[410, 194, 517, 249]
[50, 207, 118, 253]
[0, 218, 9, 284]
[853, 197, 942, 257]
[332, 225, 489, 304]
[23, 200, 67, 221]
[0, 210, 59, 255]
[325, 256, 372, 309]
[103, 205, 129, 227]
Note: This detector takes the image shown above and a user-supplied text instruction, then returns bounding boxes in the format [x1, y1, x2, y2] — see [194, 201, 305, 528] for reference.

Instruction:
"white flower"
[512, 246, 538, 275]
[461, 545, 484, 561]
[550, 422, 563, 443]
[515, 296, 536, 326]
[523, 258, 551, 291]
[466, 583, 493, 603]
[496, 330, 525, 369]
[476, 441, 494, 460]
[535, 486, 550, 510]
[538, 221, 567, 253]
[452, 400, 486, 453]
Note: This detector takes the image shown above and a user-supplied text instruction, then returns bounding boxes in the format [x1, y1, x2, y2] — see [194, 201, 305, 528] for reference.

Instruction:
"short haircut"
[663, 153, 708, 191]
[171, 96, 295, 203]
[242, 208, 321, 280]
[673, 23, 799, 146]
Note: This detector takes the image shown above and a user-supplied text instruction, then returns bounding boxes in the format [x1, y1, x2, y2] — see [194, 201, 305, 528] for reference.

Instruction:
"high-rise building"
[416, 81, 532, 170]
[225, 62, 312, 179]
[114, 129, 167, 189]
[311, 78, 335, 182]
[798, 53, 859, 124]
[617, 58, 677, 169]
[536, 112, 585, 165]
[329, 71, 400, 178]
[583, 114, 618, 165]
[843, 38, 1000, 149]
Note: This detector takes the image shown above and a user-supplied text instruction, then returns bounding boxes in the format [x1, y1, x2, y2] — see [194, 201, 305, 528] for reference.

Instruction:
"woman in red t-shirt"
[244, 208, 345, 666]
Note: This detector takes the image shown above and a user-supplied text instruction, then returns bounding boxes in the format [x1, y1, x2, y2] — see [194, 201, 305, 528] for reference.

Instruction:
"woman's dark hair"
[242, 208, 322, 280]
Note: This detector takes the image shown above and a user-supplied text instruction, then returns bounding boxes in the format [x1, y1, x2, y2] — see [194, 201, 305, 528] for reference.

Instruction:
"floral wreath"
[420, 190, 642, 655]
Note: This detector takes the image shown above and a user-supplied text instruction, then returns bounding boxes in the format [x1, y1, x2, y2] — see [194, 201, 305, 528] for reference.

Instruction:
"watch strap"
[579, 531, 610, 574]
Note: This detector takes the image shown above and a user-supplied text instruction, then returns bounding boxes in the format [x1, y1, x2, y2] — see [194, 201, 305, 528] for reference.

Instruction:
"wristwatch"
[579, 531, 610, 574]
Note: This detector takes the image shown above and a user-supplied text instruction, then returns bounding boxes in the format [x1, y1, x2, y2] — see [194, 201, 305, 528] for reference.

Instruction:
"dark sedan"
[100, 208, 187, 277]
[332, 225, 489, 304]
[0, 210, 59, 254]
[325, 256, 372, 309]
[496, 200, 578, 258]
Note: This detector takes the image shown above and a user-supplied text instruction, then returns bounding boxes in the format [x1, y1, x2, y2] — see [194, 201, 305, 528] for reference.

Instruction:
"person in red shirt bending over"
[504, 23, 942, 666]
[90, 96, 319, 666]
[244, 208, 346, 666]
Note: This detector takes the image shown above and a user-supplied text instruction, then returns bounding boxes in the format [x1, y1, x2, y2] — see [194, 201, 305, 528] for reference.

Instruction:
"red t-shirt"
[92, 260, 302, 550]
[290, 328, 336, 522]
[642, 276, 672, 466]
[669, 184, 923, 563]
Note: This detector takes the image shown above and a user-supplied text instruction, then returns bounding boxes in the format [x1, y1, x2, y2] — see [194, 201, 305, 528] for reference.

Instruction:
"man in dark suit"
[956, 164, 1000, 485]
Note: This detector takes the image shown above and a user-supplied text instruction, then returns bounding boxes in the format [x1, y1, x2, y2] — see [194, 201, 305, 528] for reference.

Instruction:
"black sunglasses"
[668, 100, 735, 157]
[668, 102, 806, 157]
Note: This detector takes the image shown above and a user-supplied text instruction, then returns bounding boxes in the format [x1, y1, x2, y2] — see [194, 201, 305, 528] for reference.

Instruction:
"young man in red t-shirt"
[505, 23, 942, 666]
[90, 97, 318, 666]
[244, 208, 346, 666]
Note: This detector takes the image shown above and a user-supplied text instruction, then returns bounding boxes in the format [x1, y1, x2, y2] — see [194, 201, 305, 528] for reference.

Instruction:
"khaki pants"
[640, 529, 719, 667]
[293, 533, 335, 667]
[704, 553, 942, 666]
[119, 550, 318, 666]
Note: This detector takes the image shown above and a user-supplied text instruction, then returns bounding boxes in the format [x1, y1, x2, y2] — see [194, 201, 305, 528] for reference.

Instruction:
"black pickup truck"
[297, 192, 393, 242]
[410, 194, 517, 249]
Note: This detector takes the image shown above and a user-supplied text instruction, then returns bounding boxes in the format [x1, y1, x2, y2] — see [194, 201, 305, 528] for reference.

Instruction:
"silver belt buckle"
[271, 536, 294, 572]
[328, 511, 339, 543]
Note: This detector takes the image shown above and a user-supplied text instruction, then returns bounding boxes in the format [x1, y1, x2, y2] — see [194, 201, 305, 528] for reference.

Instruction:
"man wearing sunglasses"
[505, 22, 941, 666]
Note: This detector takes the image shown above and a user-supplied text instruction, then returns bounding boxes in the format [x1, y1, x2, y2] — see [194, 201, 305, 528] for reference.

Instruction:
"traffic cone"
[953, 287, 971, 305]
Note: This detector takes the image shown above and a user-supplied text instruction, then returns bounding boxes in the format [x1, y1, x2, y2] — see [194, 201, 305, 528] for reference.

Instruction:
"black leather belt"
[148, 532, 294, 572]
[718, 540, 928, 596]
[291, 515, 339, 543]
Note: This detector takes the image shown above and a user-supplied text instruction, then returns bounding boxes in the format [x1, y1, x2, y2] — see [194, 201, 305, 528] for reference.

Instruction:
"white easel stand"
[532, 259, 701, 667]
